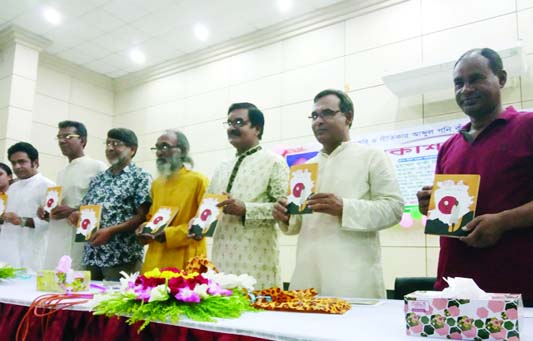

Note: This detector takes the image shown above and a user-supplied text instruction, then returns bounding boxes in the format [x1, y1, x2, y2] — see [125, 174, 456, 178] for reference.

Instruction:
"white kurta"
[280, 142, 404, 298]
[43, 156, 107, 270]
[0, 173, 55, 270]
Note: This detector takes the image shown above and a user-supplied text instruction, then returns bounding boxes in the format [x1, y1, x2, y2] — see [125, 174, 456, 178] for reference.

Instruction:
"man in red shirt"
[417, 48, 533, 306]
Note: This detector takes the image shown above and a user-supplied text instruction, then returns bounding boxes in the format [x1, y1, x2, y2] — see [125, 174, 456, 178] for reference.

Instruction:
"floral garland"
[92, 265, 257, 331]
[0, 262, 23, 279]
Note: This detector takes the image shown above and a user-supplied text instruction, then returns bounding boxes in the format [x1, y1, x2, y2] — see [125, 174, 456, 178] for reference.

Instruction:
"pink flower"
[447, 305, 460, 316]
[505, 308, 518, 320]
[175, 287, 200, 303]
[508, 337, 520, 341]
[449, 332, 462, 340]
[488, 300, 504, 313]
[462, 327, 477, 338]
[432, 298, 448, 310]
[477, 307, 489, 318]
[490, 330, 506, 340]
[56, 255, 72, 273]
[435, 324, 450, 336]
[134, 286, 151, 302]
[410, 323, 423, 334]
[207, 281, 232, 296]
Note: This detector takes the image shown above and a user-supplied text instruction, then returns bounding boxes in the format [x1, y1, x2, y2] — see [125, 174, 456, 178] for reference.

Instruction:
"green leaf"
[503, 321, 514, 330]
[446, 318, 456, 326]
[477, 329, 490, 339]
[505, 302, 518, 310]
[423, 325, 434, 335]
[421, 316, 430, 324]
[474, 319, 484, 328]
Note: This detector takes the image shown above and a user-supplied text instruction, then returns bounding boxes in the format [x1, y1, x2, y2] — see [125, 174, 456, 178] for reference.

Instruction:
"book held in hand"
[286, 163, 318, 215]
[142, 206, 179, 234]
[44, 186, 62, 213]
[75, 205, 102, 242]
[190, 194, 227, 238]
[425, 174, 480, 237]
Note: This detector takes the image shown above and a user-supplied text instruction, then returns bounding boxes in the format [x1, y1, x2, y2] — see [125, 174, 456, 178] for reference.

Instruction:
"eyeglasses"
[150, 144, 180, 152]
[56, 134, 81, 140]
[223, 118, 250, 128]
[308, 110, 341, 121]
[104, 140, 126, 148]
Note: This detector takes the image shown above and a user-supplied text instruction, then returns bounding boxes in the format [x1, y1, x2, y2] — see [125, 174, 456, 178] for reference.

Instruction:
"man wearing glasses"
[137, 130, 208, 272]
[69, 128, 152, 280]
[204, 102, 289, 289]
[39, 121, 107, 270]
[273, 89, 404, 298]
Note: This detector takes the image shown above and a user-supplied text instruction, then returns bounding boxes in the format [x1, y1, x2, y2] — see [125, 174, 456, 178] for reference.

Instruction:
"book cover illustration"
[0, 193, 6, 216]
[425, 174, 480, 237]
[44, 186, 62, 213]
[286, 163, 318, 215]
[190, 194, 227, 238]
[142, 206, 179, 234]
[75, 205, 102, 242]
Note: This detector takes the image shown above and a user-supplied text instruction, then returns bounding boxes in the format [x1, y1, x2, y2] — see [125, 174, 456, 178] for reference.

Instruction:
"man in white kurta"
[208, 103, 289, 289]
[274, 89, 404, 298]
[42, 121, 107, 270]
[0, 142, 55, 270]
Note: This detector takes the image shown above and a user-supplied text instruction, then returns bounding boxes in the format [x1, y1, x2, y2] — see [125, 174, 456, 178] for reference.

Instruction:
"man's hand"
[187, 217, 204, 241]
[272, 197, 290, 224]
[67, 211, 80, 228]
[89, 228, 114, 246]
[36, 207, 50, 221]
[306, 193, 343, 217]
[460, 213, 506, 248]
[218, 194, 246, 217]
[416, 185, 433, 215]
[3, 212, 22, 225]
[51, 205, 76, 220]
[135, 223, 152, 245]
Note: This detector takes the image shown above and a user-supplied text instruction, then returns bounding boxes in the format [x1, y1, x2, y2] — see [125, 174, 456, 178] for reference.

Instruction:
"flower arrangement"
[92, 258, 257, 331]
[0, 262, 23, 279]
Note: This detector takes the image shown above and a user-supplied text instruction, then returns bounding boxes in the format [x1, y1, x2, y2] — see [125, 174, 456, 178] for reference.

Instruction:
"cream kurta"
[43, 156, 107, 270]
[209, 147, 289, 289]
[280, 142, 404, 298]
[0, 173, 55, 270]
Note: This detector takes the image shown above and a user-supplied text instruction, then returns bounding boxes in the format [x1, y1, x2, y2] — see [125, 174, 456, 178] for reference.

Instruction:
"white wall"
[30, 61, 113, 180]
[112, 0, 533, 290]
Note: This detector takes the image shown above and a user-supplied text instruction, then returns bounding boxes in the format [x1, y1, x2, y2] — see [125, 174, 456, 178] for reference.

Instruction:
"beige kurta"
[209, 147, 289, 289]
[280, 142, 404, 298]
[43, 156, 107, 270]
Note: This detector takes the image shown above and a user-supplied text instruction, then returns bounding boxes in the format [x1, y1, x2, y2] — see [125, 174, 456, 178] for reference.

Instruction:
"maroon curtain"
[0, 303, 267, 341]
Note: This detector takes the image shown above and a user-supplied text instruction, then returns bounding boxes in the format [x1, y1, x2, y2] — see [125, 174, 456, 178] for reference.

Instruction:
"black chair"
[394, 277, 437, 300]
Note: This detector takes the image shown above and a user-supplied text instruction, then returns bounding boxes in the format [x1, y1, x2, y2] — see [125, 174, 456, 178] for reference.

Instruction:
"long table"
[0, 277, 531, 340]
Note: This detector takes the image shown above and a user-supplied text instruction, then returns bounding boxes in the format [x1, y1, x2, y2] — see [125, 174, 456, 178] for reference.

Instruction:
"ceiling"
[0, 0, 344, 78]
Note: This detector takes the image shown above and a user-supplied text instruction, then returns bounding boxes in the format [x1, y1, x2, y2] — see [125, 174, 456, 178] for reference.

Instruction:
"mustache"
[228, 130, 241, 137]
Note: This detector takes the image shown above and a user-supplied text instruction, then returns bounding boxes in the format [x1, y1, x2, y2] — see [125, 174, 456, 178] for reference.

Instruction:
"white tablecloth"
[0, 277, 531, 341]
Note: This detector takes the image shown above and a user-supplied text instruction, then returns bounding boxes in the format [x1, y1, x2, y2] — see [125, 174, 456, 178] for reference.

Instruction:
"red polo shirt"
[434, 106, 533, 302]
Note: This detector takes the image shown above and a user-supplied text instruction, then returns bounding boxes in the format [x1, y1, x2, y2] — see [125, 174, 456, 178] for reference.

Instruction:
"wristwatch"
[20, 217, 27, 227]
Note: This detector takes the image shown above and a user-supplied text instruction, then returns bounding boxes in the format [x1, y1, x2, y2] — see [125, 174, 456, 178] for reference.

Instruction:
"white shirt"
[43, 156, 107, 270]
[0, 173, 55, 270]
[280, 142, 404, 298]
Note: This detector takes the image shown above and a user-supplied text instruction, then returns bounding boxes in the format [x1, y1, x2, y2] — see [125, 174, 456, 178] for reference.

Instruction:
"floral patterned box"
[404, 291, 523, 340]
[37, 270, 91, 292]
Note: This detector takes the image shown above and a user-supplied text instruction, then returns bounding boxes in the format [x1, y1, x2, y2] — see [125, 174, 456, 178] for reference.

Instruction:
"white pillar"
[0, 25, 50, 161]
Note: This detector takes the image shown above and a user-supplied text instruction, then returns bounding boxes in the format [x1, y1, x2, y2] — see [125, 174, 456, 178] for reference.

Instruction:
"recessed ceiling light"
[193, 23, 209, 41]
[129, 49, 146, 64]
[42, 7, 62, 25]
[277, 0, 292, 12]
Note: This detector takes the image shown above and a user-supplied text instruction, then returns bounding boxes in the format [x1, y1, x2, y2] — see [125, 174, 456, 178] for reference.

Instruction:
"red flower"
[136, 275, 164, 289]
[168, 276, 188, 295]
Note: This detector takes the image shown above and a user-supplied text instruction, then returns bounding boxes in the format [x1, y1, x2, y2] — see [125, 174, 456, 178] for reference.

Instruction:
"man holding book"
[40, 121, 107, 270]
[273, 89, 404, 298]
[416, 48, 533, 305]
[205, 102, 289, 290]
[137, 130, 208, 272]
[0, 142, 55, 270]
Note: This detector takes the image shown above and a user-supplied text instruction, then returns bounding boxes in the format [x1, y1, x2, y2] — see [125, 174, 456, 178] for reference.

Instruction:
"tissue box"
[36, 270, 91, 292]
[404, 291, 523, 340]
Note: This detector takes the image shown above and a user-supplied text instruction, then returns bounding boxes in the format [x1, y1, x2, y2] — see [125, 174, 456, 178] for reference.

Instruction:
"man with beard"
[40, 121, 107, 270]
[0, 142, 55, 270]
[417, 48, 533, 306]
[204, 102, 289, 289]
[69, 128, 151, 280]
[137, 130, 208, 272]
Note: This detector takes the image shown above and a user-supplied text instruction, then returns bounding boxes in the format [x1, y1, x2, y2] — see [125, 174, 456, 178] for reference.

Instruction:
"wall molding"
[113, 0, 408, 91]
[0, 25, 51, 51]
